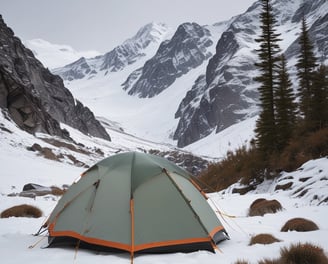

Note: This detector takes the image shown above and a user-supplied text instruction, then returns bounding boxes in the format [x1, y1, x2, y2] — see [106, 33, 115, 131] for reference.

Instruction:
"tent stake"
[28, 235, 47, 249]
[74, 240, 81, 263]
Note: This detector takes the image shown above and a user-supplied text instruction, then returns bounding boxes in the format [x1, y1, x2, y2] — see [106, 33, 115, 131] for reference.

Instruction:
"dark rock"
[174, 29, 253, 147]
[0, 15, 110, 141]
[23, 183, 46, 191]
[148, 149, 210, 176]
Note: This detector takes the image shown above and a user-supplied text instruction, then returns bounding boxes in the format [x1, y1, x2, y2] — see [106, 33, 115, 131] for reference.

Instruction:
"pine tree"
[254, 0, 282, 155]
[296, 16, 318, 130]
[310, 64, 328, 129]
[274, 55, 297, 151]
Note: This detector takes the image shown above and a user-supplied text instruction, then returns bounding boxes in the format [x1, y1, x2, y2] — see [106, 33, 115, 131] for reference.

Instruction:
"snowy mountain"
[125, 22, 214, 98]
[51, 0, 327, 150]
[24, 39, 100, 69]
[52, 22, 171, 81]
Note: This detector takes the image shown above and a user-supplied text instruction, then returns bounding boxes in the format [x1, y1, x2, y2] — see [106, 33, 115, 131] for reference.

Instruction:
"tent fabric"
[45, 151, 228, 253]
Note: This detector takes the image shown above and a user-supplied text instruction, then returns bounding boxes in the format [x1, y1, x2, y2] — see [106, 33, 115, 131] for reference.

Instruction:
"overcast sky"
[1, 0, 256, 53]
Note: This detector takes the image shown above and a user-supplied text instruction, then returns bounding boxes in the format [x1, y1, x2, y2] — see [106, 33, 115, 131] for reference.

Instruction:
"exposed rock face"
[125, 22, 213, 98]
[285, 2, 328, 62]
[0, 15, 110, 140]
[174, 27, 256, 147]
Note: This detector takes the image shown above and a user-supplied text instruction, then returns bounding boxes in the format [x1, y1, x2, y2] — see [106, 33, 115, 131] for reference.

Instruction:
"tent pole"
[130, 198, 135, 264]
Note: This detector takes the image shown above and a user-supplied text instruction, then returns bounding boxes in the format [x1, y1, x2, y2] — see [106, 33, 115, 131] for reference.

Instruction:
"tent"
[42, 151, 228, 255]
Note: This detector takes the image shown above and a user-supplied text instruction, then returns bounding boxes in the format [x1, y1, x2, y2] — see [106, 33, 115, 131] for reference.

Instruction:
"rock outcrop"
[0, 15, 110, 140]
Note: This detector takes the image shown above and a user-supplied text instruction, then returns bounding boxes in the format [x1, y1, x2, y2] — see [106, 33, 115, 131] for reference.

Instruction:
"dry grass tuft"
[280, 243, 328, 264]
[249, 233, 281, 245]
[0, 204, 42, 218]
[50, 186, 65, 196]
[281, 217, 319, 232]
[234, 260, 250, 264]
[248, 198, 283, 216]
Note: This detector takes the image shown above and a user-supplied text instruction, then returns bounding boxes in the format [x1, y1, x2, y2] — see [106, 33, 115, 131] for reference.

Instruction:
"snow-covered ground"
[1, 111, 327, 264]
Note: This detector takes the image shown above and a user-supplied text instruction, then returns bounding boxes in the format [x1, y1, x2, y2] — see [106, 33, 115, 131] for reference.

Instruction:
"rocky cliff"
[0, 15, 110, 140]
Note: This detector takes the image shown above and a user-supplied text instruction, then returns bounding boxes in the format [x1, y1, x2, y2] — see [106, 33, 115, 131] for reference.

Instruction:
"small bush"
[280, 217, 319, 232]
[280, 243, 328, 264]
[249, 233, 281, 245]
[0, 204, 42, 218]
[248, 198, 283, 216]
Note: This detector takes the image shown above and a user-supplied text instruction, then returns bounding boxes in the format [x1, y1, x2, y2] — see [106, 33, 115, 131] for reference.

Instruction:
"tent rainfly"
[41, 152, 228, 255]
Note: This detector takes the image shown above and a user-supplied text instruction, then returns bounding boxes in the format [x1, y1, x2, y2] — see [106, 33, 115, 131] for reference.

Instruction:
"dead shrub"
[199, 146, 265, 192]
[275, 128, 328, 172]
[249, 233, 281, 245]
[248, 198, 283, 216]
[280, 217, 319, 232]
[1, 204, 42, 218]
[50, 186, 65, 196]
[280, 242, 328, 264]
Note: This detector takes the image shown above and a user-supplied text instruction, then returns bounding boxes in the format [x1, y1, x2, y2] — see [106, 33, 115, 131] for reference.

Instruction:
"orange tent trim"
[134, 236, 212, 252]
[210, 225, 225, 238]
[48, 222, 220, 253]
[48, 225, 132, 252]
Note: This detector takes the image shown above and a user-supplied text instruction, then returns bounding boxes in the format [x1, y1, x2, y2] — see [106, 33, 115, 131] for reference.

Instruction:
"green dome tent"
[42, 152, 228, 255]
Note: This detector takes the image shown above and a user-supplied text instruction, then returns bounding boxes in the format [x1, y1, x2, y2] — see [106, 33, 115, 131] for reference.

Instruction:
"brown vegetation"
[280, 217, 319, 232]
[234, 260, 250, 264]
[199, 146, 265, 191]
[271, 128, 328, 172]
[237, 243, 328, 264]
[0, 204, 42, 218]
[50, 186, 66, 196]
[248, 198, 283, 216]
[280, 243, 328, 264]
[198, 128, 328, 192]
[249, 233, 281, 245]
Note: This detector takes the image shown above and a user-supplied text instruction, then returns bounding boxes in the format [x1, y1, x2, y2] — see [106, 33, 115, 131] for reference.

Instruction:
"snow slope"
[24, 39, 101, 69]
[1, 111, 328, 264]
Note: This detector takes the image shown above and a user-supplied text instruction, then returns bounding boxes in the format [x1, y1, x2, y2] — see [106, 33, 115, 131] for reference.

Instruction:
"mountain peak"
[124, 22, 172, 49]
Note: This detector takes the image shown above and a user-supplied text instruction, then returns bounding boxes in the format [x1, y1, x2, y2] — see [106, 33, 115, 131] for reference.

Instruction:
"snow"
[1, 110, 328, 264]
[24, 39, 101, 69]
[185, 116, 257, 158]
